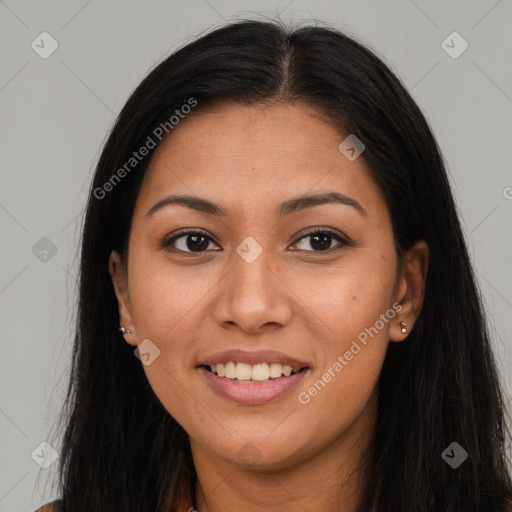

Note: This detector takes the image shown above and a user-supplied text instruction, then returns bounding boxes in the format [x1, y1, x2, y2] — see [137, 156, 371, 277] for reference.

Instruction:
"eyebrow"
[145, 191, 367, 219]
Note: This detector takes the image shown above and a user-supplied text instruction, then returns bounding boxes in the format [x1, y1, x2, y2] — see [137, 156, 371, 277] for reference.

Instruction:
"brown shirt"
[34, 500, 62, 512]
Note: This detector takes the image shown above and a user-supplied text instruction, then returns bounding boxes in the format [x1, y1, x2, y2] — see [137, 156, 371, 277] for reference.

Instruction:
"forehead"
[134, 102, 387, 221]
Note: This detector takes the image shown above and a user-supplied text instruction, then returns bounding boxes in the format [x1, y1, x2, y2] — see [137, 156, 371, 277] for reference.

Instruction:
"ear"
[108, 250, 137, 346]
[390, 239, 429, 342]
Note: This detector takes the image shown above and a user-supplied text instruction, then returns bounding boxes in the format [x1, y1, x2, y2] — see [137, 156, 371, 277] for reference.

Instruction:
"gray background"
[1, 0, 511, 510]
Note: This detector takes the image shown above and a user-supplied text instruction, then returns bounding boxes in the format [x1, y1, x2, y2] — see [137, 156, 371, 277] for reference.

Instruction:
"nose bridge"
[230, 241, 276, 306]
[212, 239, 293, 331]
[232, 244, 272, 296]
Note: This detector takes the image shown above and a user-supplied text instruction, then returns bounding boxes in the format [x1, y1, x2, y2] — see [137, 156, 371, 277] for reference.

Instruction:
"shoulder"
[34, 499, 62, 512]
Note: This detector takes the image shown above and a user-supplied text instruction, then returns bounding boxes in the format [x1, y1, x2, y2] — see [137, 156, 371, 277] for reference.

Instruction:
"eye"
[291, 228, 348, 252]
[162, 229, 220, 253]
[162, 227, 350, 255]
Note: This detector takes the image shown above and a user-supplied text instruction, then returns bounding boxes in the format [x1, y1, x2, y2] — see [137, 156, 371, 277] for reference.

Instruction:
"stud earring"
[118, 325, 132, 334]
[399, 321, 407, 334]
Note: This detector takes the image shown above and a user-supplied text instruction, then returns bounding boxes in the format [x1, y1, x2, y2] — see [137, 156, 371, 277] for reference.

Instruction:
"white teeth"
[269, 363, 282, 378]
[207, 361, 304, 381]
[236, 362, 252, 380]
[251, 363, 270, 381]
[224, 361, 237, 379]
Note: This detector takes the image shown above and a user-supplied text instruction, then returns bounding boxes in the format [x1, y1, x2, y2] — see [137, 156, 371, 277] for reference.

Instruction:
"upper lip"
[198, 349, 310, 368]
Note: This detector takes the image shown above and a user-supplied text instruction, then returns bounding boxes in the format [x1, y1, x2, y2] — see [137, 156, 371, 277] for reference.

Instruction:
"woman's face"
[109, 102, 428, 473]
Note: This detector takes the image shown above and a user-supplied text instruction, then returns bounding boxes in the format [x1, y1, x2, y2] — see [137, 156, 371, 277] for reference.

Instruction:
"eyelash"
[162, 227, 350, 255]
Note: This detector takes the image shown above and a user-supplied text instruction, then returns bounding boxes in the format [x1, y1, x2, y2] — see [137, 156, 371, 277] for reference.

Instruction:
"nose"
[212, 247, 294, 334]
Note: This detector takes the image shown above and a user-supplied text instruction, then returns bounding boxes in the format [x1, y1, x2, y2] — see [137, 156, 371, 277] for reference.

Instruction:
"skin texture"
[109, 102, 429, 512]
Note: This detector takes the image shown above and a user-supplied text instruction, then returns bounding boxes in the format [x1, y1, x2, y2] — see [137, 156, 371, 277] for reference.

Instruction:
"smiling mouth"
[202, 362, 308, 383]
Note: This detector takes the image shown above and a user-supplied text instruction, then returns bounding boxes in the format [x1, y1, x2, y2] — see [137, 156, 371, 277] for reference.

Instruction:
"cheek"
[127, 250, 214, 340]
[293, 251, 397, 344]
[293, 272, 392, 441]
[291, 247, 396, 401]
[126, 257, 208, 426]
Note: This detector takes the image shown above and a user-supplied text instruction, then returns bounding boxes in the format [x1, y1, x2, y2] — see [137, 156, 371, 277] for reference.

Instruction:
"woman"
[37, 19, 512, 512]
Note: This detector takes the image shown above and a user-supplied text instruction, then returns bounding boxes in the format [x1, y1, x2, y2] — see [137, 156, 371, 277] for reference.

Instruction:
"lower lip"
[199, 366, 310, 404]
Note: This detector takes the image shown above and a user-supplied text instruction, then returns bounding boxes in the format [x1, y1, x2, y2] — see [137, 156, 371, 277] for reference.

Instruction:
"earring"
[399, 321, 407, 334]
[118, 325, 132, 334]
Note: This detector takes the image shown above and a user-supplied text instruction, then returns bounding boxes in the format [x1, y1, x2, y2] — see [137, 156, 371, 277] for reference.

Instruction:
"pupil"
[187, 234, 208, 252]
[310, 233, 331, 251]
